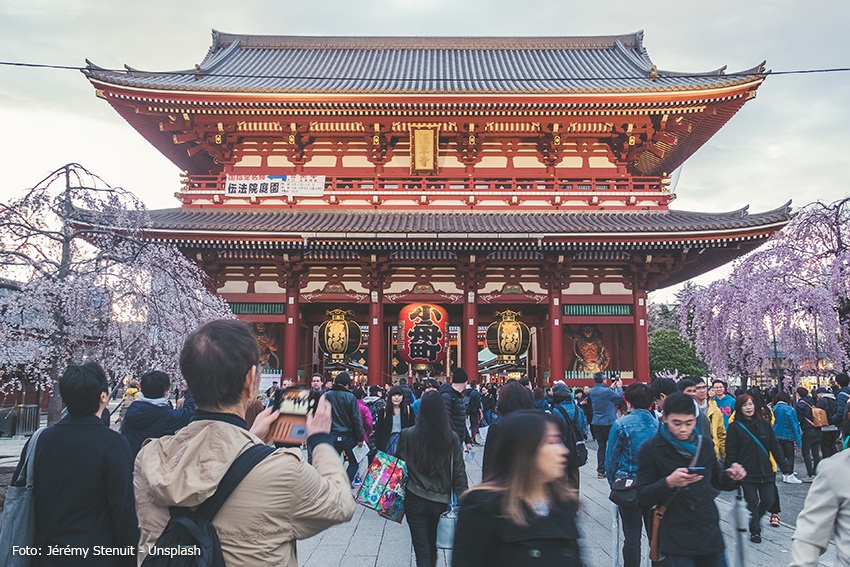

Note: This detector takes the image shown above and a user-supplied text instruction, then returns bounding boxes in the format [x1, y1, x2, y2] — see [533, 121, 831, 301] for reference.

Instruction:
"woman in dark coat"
[453, 411, 580, 567]
[725, 393, 784, 543]
[373, 385, 415, 455]
[397, 391, 468, 567]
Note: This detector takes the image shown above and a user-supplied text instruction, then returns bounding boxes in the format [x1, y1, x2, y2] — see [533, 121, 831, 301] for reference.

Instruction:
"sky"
[1, 0, 848, 301]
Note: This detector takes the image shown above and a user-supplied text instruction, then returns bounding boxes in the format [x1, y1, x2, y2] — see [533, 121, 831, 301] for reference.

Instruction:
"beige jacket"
[135, 419, 354, 566]
[790, 449, 850, 566]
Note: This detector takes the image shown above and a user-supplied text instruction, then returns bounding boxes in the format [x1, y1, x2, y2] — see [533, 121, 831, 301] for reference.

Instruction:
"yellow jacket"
[706, 400, 726, 461]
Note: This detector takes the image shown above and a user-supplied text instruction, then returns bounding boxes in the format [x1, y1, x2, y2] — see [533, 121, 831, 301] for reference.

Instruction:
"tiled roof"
[84, 30, 766, 95]
[141, 203, 791, 238]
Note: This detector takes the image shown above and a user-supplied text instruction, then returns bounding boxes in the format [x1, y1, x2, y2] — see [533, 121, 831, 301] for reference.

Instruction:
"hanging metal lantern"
[318, 309, 362, 362]
[397, 303, 448, 365]
[486, 310, 531, 363]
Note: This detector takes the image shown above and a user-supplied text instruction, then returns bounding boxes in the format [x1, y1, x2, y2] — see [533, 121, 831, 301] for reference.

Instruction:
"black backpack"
[553, 404, 588, 469]
[141, 444, 275, 567]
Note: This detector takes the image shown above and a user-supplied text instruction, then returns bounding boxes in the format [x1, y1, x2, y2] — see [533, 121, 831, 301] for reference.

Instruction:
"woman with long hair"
[397, 391, 468, 567]
[481, 380, 534, 480]
[373, 385, 415, 455]
[725, 393, 784, 543]
[452, 410, 579, 567]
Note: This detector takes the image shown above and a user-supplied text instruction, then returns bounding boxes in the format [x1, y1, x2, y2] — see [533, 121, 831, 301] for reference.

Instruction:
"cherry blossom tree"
[0, 164, 232, 423]
[681, 198, 850, 390]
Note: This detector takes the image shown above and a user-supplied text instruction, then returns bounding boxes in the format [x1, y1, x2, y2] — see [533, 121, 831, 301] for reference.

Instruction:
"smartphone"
[267, 387, 319, 445]
[687, 466, 706, 475]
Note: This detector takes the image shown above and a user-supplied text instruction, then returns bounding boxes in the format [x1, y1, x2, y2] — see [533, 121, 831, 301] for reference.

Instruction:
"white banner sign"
[224, 174, 325, 197]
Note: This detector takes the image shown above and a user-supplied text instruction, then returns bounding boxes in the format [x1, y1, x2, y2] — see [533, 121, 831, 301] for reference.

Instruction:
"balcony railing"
[176, 174, 673, 209]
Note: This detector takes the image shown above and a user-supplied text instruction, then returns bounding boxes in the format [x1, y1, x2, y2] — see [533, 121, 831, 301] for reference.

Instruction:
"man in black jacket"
[121, 369, 195, 457]
[440, 367, 473, 450]
[323, 371, 365, 483]
[13, 362, 138, 566]
[636, 393, 746, 566]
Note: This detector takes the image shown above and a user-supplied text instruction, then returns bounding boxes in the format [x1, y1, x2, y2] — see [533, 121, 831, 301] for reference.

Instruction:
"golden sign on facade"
[410, 124, 440, 175]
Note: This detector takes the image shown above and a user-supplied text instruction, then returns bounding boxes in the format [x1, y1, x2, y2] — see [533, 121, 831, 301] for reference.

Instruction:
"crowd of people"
[7, 318, 850, 566]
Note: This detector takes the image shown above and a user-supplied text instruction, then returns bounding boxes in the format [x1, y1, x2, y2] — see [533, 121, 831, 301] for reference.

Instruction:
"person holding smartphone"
[725, 394, 784, 543]
[636, 393, 746, 566]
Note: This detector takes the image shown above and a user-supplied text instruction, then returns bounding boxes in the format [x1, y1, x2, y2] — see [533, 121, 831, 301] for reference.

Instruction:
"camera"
[268, 387, 320, 445]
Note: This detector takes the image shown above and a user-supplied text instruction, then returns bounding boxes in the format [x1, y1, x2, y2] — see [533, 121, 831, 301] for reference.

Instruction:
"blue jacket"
[605, 408, 659, 482]
[833, 386, 850, 432]
[588, 383, 623, 426]
[121, 390, 196, 457]
[772, 401, 802, 445]
[551, 400, 588, 438]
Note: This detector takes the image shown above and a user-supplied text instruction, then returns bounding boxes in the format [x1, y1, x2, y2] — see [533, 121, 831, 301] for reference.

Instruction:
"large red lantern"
[397, 303, 448, 365]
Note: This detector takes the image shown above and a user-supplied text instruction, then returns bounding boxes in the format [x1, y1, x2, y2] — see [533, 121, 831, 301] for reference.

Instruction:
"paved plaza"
[297, 434, 838, 567]
[0, 419, 839, 567]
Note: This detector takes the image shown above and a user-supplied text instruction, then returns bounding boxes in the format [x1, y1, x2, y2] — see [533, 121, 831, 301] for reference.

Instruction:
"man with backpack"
[550, 382, 588, 489]
[814, 387, 839, 458]
[795, 386, 823, 482]
[134, 319, 354, 566]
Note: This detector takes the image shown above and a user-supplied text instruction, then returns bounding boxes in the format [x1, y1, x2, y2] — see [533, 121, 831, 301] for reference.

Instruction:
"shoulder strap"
[735, 422, 769, 457]
[193, 444, 275, 521]
[554, 403, 573, 425]
[18, 427, 46, 489]
[554, 404, 585, 442]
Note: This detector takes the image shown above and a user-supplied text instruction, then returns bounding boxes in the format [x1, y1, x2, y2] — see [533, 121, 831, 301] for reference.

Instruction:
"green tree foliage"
[648, 329, 706, 379]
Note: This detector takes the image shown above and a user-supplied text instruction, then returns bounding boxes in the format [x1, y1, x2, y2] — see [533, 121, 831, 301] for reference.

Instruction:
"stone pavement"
[0, 417, 838, 566]
[298, 434, 838, 567]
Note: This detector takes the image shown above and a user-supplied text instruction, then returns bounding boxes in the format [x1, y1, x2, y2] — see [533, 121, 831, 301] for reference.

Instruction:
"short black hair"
[663, 392, 696, 416]
[711, 379, 727, 388]
[796, 386, 809, 399]
[140, 370, 171, 398]
[624, 383, 654, 410]
[593, 372, 605, 383]
[676, 378, 696, 392]
[180, 319, 259, 409]
[650, 378, 677, 400]
[59, 362, 108, 417]
[836, 373, 850, 388]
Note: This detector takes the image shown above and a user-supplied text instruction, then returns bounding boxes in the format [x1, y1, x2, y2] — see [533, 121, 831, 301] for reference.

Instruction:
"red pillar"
[368, 292, 384, 386]
[283, 289, 299, 381]
[633, 290, 650, 382]
[548, 294, 562, 387]
[463, 292, 479, 382]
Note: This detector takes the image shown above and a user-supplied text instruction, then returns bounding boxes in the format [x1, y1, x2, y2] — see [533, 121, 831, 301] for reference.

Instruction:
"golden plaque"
[410, 124, 440, 175]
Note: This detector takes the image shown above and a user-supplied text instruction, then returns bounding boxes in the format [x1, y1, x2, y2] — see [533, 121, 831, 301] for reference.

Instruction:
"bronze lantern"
[486, 310, 531, 363]
[318, 309, 362, 362]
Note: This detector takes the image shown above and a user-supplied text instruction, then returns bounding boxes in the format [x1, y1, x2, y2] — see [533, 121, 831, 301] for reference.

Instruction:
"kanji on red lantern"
[397, 303, 448, 365]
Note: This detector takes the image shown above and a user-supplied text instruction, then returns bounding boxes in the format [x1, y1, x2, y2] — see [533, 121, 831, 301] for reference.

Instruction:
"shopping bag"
[354, 450, 408, 523]
[0, 428, 45, 567]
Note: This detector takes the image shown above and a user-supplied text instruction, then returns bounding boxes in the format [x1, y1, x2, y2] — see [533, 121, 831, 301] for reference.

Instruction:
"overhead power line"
[0, 59, 849, 82]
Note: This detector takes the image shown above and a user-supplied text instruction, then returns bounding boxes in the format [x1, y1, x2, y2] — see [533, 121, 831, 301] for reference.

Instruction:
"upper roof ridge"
[209, 29, 646, 51]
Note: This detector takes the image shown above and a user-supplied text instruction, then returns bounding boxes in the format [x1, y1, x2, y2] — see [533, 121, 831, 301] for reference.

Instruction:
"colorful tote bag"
[354, 450, 408, 523]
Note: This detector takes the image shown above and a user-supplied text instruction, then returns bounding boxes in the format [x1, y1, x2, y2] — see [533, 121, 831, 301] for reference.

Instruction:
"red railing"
[177, 174, 672, 208]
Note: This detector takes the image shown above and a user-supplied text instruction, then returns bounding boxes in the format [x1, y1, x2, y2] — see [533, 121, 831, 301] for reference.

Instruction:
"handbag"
[608, 477, 638, 507]
[436, 457, 457, 549]
[354, 450, 408, 523]
[0, 428, 45, 567]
